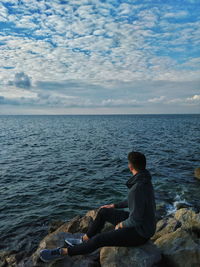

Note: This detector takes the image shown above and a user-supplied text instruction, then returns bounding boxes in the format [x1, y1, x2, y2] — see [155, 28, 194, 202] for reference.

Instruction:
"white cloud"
[167, 95, 200, 105]
[101, 98, 139, 107]
[0, 0, 199, 113]
[186, 94, 200, 102]
[0, 2, 8, 22]
[147, 96, 166, 103]
[163, 11, 188, 18]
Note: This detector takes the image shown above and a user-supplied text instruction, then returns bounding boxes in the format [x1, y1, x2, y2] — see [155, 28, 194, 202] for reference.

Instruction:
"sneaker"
[64, 235, 85, 246]
[39, 247, 65, 263]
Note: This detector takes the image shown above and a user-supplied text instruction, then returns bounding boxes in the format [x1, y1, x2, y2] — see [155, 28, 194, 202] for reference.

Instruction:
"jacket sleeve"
[121, 184, 145, 228]
[114, 198, 128, 208]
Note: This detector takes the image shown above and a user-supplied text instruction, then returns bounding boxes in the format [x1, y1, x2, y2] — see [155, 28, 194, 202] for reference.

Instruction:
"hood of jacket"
[125, 168, 152, 189]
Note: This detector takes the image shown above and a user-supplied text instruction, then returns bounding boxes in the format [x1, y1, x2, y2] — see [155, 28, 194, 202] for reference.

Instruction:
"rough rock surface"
[153, 208, 200, 267]
[1, 207, 200, 267]
[100, 241, 162, 267]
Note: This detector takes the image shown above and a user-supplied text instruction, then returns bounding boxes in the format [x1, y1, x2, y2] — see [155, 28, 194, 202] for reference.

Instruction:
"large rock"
[151, 216, 181, 242]
[23, 208, 113, 266]
[154, 227, 200, 267]
[0, 250, 27, 267]
[100, 240, 162, 267]
[27, 207, 162, 267]
[49, 220, 65, 233]
[174, 207, 200, 230]
[47, 208, 114, 236]
[14, 206, 200, 267]
[28, 208, 104, 267]
[153, 208, 200, 267]
[28, 232, 100, 267]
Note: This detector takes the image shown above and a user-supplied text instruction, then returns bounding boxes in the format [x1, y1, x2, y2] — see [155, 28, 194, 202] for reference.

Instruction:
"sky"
[0, 0, 200, 115]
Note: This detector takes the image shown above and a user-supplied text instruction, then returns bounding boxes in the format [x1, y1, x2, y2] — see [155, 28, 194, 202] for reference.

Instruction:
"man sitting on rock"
[40, 151, 157, 262]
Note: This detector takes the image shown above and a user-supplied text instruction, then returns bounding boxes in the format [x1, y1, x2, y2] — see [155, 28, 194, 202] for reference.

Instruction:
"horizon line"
[0, 113, 199, 116]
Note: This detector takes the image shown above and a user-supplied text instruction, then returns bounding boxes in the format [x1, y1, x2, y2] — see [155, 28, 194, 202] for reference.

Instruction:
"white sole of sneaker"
[64, 238, 83, 246]
[65, 240, 74, 246]
[39, 252, 50, 263]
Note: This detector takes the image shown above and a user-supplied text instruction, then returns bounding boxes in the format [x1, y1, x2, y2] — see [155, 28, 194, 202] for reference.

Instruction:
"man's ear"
[129, 163, 134, 171]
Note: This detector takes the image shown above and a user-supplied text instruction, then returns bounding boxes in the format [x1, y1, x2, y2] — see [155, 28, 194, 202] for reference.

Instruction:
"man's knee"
[90, 232, 104, 245]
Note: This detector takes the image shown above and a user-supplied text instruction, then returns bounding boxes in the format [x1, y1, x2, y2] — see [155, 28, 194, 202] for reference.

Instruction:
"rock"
[194, 167, 200, 179]
[51, 208, 114, 236]
[174, 202, 192, 210]
[29, 208, 105, 267]
[0, 250, 26, 267]
[0, 250, 10, 267]
[153, 208, 200, 267]
[174, 207, 200, 230]
[154, 227, 200, 267]
[31, 232, 100, 267]
[49, 220, 65, 233]
[151, 217, 181, 242]
[19, 206, 200, 267]
[51, 208, 100, 235]
[100, 240, 162, 267]
[29, 207, 162, 267]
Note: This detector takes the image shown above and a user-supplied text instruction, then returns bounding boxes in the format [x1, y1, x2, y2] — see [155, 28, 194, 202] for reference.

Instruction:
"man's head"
[128, 151, 146, 175]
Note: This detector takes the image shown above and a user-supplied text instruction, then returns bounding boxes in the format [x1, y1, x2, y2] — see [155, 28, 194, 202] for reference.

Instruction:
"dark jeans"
[67, 207, 149, 256]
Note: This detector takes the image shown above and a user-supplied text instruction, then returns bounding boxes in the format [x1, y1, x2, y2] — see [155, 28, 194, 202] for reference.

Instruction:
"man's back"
[121, 169, 157, 239]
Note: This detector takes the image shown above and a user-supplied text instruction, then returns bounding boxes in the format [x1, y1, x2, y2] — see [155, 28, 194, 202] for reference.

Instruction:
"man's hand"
[100, 204, 115, 209]
[115, 222, 123, 230]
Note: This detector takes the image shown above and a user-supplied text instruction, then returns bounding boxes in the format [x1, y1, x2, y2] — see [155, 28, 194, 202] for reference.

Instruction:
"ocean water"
[0, 114, 200, 254]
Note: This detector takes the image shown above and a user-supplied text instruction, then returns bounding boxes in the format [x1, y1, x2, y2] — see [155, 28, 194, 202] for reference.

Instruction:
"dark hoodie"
[114, 168, 156, 239]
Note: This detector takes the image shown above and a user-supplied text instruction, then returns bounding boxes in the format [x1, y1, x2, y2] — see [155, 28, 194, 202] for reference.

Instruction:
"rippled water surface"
[0, 114, 199, 253]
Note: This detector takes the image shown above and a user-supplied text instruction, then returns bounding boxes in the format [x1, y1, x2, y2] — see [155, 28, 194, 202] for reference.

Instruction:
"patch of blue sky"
[141, 0, 198, 4]
[59, 0, 70, 4]
[154, 47, 200, 65]
[3, 3, 29, 17]
[0, 21, 15, 30]
[2, 66, 15, 69]
[0, 21, 34, 37]
[30, 35, 48, 41]
[2, 2, 17, 14]
[165, 16, 199, 24]
[3, 1, 45, 15]
[72, 48, 91, 56]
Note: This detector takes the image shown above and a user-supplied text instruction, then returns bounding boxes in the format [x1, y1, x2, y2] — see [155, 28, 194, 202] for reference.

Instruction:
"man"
[40, 151, 157, 262]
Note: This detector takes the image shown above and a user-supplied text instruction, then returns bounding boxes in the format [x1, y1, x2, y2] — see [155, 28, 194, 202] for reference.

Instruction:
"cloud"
[0, 2, 8, 22]
[1, 92, 199, 110]
[101, 98, 141, 107]
[166, 94, 200, 105]
[0, 95, 19, 105]
[7, 72, 32, 89]
[163, 11, 188, 19]
[0, 0, 199, 113]
[147, 96, 166, 103]
[186, 94, 200, 102]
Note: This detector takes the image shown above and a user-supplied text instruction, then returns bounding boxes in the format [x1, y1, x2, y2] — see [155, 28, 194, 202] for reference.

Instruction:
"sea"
[0, 114, 199, 254]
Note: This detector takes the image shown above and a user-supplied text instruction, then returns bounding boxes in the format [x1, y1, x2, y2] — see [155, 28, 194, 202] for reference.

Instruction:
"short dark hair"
[128, 151, 146, 171]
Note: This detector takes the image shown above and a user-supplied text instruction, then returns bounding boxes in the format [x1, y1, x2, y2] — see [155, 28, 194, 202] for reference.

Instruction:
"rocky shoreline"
[1, 202, 200, 267]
